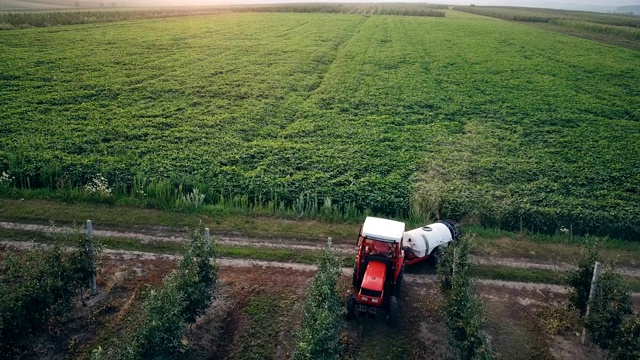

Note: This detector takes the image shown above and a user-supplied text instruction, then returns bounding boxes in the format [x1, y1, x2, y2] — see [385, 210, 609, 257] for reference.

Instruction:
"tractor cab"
[348, 217, 405, 324]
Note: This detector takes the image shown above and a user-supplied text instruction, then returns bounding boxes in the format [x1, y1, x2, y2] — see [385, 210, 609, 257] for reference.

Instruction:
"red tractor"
[346, 217, 405, 324]
[346, 217, 461, 324]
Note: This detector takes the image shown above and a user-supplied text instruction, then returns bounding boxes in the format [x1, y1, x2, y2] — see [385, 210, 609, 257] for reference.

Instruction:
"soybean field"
[0, 10, 639, 239]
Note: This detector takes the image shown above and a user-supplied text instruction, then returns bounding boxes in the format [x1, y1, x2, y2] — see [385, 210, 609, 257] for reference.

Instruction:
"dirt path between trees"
[2, 221, 640, 278]
[2, 239, 639, 299]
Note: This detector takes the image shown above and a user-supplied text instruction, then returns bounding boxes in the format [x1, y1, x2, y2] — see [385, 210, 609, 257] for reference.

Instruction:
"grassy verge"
[0, 198, 358, 242]
[1, 199, 638, 266]
[0, 227, 353, 266]
[474, 265, 640, 292]
[473, 265, 564, 285]
[467, 225, 640, 266]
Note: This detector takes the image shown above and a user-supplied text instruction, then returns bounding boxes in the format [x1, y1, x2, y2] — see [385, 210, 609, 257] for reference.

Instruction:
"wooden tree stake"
[581, 261, 602, 345]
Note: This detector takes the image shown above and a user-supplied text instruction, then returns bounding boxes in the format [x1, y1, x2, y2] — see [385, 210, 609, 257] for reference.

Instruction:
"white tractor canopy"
[361, 217, 405, 243]
[403, 222, 454, 258]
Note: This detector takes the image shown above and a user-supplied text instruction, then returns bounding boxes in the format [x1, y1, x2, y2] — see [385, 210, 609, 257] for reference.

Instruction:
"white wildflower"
[84, 174, 112, 196]
[0, 171, 14, 185]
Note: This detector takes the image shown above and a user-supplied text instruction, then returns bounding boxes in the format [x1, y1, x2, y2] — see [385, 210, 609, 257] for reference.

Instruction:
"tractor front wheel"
[387, 296, 398, 326]
[346, 294, 356, 320]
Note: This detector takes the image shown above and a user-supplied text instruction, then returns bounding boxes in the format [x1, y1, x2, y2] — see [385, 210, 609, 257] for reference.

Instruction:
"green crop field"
[1, 10, 639, 239]
[453, 5, 640, 50]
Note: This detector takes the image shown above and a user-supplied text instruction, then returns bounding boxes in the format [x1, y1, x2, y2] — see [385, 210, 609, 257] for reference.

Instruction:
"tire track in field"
[300, 15, 370, 99]
[274, 19, 312, 38]
[2, 221, 640, 278]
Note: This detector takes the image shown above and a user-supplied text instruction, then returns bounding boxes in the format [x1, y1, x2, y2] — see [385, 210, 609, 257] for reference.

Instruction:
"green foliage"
[134, 279, 188, 359]
[565, 241, 601, 316]
[239, 3, 446, 17]
[178, 187, 205, 210]
[175, 228, 218, 324]
[438, 237, 494, 360]
[0, 231, 99, 355]
[0, 4, 445, 30]
[566, 242, 638, 357]
[93, 228, 217, 359]
[610, 313, 640, 360]
[454, 5, 640, 27]
[453, 6, 640, 47]
[294, 240, 342, 360]
[1, 12, 639, 239]
[550, 19, 640, 40]
[585, 269, 633, 353]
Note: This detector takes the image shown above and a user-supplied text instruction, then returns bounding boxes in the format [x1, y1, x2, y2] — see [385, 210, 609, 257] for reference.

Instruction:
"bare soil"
[2, 221, 639, 359]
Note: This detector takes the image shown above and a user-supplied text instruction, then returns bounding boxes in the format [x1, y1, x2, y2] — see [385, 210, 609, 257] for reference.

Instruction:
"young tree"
[93, 228, 218, 360]
[610, 313, 640, 360]
[0, 231, 100, 355]
[565, 241, 600, 316]
[135, 277, 189, 359]
[294, 239, 342, 360]
[585, 269, 633, 354]
[438, 236, 494, 360]
[566, 241, 638, 358]
[175, 229, 218, 324]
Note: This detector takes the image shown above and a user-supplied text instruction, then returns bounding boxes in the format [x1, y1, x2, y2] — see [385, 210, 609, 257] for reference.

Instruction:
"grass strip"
[3, 199, 640, 253]
[0, 228, 351, 266]
[472, 265, 564, 285]
[0, 199, 357, 242]
[472, 265, 640, 292]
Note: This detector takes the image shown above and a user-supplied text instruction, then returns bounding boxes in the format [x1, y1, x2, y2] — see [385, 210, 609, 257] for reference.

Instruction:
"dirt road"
[2, 221, 640, 278]
[4, 239, 639, 300]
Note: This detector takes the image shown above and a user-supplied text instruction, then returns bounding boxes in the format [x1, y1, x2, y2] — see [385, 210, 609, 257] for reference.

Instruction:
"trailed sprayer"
[346, 216, 461, 324]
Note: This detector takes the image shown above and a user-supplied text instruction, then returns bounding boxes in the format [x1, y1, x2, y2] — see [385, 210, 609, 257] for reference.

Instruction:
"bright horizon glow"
[118, 0, 640, 12]
[170, 1, 640, 7]
[0, 0, 637, 13]
[56, 0, 640, 8]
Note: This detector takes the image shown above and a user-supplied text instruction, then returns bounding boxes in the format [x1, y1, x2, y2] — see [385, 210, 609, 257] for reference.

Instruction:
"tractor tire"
[394, 264, 404, 298]
[352, 266, 359, 289]
[387, 296, 398, 326]
[353, 261, 366, 289]
[346, 294, 356, 320]
[430, 247, 441, 269]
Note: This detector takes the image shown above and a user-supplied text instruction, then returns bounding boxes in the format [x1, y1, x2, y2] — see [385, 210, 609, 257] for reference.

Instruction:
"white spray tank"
[402, 220, 461, 258]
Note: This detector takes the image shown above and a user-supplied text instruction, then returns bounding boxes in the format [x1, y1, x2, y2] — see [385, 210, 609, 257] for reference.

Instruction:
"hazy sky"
[433, 1, 638, 5]
[124, 0, 639, 12]
[213, 1, 640, 6]
[187, 1, 640, 10]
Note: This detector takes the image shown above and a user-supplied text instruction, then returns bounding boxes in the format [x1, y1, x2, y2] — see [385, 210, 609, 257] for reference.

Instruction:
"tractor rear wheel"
[353, 262, 366, 289]
[352, 266, 359, 289]
[387, 295, 398, 326]
[346, 294, 356, 320]
[430, 247, 441, 268]
[394, 264, 404, 297]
